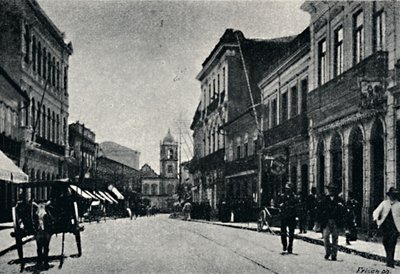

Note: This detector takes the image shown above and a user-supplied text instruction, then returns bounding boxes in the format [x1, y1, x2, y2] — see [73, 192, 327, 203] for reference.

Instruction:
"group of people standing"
[277, 183, 400, 268]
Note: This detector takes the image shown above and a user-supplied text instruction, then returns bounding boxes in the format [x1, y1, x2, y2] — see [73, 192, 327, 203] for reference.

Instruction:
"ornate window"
[318, 38, 327, 85]
[334, 26, 344, 76]
[353, 10, 364, 64]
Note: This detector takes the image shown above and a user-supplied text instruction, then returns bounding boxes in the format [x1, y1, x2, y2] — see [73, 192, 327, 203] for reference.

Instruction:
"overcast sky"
[37, 0, 309, 172]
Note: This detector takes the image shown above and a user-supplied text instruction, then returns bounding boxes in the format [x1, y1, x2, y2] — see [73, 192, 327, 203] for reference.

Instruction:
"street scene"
[0, 215, 394, 274]
[2, 0, 400, 273]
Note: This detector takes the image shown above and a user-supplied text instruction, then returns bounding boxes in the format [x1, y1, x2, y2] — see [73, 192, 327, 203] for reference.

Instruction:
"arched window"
[47, 108, 51, 140]
[151, 184, 157, 195]
[52, 57, 56, 86]
[37, 42, 42, 76]
[52, 111, 55, 142]
[42, 48, 47, 80]
[143, 184, 149, 195]
[56, 62, 60, 89]
[37, 102, 41, 136]
[56, 114, 60, 143]
[47, 52, 51, 81]
[24, 24, 30, 64]
[42, 105, 46, 137]
[31, 98, 35, 128]
[32, 36, 36, 71]
[167, 149, 173, 159]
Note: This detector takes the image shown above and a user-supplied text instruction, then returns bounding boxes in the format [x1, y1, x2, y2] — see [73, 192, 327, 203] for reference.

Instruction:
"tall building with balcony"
[301, 1, 400, 226]
[0, 65, 29, 221]
[190, 29, 294, 210]
[0, 0, 73, 201]
[259, 28, 310, 206]
[68, 122, 98, 182]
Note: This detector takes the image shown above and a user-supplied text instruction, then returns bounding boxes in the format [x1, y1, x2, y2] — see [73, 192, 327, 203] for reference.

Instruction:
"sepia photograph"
[0, 0, 399, 273]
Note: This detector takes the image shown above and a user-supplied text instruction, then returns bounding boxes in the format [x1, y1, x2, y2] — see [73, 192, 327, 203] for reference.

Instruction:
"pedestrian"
[345, 192, 359, 245]
[296, 192, 308, 234]
[183, 201, 192, 221]
[278, 183, 297, 254]
[306, 187, 317, 230]
[317, 183, 346, 261]
[372, 187, 400, 268]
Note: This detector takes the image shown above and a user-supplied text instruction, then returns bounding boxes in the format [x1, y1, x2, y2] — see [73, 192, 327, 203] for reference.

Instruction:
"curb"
[0, 236, 35, 257]
[189, 219, 399, 266]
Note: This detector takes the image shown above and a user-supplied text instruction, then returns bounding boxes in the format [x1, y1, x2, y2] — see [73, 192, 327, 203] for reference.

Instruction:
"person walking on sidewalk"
[373, 187, 400, 268]
[317, 183, 346, 261]
[278, 183, 297, 254]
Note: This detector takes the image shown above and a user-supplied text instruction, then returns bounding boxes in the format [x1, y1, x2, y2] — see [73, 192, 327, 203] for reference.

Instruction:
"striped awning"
[0, 150, 28, 183]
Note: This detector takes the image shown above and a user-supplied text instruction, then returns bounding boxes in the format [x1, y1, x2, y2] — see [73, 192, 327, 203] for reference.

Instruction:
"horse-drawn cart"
[10, 180, 84, 265]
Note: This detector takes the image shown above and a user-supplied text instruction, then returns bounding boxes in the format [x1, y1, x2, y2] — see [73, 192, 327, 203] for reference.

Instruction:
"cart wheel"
[12, 207, 24, 260]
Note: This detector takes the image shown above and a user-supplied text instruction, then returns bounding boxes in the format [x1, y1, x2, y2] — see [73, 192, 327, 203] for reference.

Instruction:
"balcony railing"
[225, 154, 257, 177]
[308, 51, 388, 127]
[35, 136, 65, 156]
[188, 149, 225, 173]
[263, 112, 308, 147]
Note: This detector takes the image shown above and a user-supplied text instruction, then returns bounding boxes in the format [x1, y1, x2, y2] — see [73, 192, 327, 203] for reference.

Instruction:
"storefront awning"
[0, 150, 28, 183]
[84, 190, 98, 200]
[92, 191, 106, 202]
[103, 191, 118, 204]
[108, 185, 124, 200]
[70, 185, 92, 199]
[98, 191, 114, 204]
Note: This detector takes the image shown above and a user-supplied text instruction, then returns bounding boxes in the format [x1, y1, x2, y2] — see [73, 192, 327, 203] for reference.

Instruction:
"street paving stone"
[0, 215, 397, 274]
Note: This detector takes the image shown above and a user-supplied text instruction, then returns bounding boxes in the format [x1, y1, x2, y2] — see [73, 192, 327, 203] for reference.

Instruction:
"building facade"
[301, 1, 400, 226]
[259, 28, 310, 206]
[0, 0, 73, 201]
[0, 65, 29, 221]
[140, 130, 179, 211]
[190, 29, 295, 210]
[68, 121, 98, 182]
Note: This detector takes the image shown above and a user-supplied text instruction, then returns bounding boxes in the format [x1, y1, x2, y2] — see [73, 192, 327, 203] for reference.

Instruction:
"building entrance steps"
[189, 219, 400, 266]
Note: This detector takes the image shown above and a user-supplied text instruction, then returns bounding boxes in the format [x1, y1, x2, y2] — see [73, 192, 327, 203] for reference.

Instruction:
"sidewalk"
[0, 222, 34, 257]
[190, 219, 400, 266]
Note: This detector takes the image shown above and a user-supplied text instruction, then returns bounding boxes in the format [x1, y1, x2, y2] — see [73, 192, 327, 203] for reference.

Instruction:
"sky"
[37, 0, 309, 173]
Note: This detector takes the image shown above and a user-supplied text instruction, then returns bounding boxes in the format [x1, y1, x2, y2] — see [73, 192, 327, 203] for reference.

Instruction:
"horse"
[32, 201, 53, 268]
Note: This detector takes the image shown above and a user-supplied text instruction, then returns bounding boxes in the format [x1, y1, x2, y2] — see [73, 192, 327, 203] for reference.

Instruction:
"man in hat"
[278, 182, 297, 254]
[373, 187, 400, 268]
[316, 183, 346, 261]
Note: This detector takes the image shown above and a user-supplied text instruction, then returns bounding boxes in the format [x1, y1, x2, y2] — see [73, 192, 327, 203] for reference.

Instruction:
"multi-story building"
[0, 0, 73, 201]
[0, 65, 29, 221]
[259, 28, 310, 206]
[190, 29, 295, 210]
[140, 130, 179, 211]
[301, 1, 400, 226]
[68, 121, 98, 181]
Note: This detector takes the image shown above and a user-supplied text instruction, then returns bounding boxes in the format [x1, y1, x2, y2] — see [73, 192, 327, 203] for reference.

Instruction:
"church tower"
[160, 129, 178, 179]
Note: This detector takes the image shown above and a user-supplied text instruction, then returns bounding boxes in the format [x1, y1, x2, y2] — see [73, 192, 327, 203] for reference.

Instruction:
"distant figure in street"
[296, 192, 307, 234]
[278, 183, 297, 254]
[183, 202, 192, 221]
[317, 183, 346, 261]
[345, 192, 359, 245]
[306, 187, 318, 230]
[373, 187, 400, 268]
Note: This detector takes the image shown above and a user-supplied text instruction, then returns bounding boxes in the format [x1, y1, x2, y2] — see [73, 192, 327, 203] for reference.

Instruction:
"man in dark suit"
[317, 183, 346, 261]
[278, 183, 297, 254]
